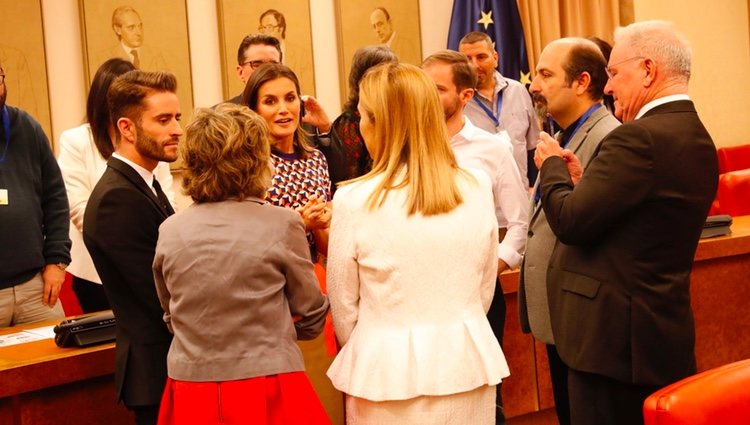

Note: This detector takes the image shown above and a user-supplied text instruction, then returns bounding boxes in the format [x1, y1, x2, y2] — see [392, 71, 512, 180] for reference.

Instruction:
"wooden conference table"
[1, 216, 749, 423]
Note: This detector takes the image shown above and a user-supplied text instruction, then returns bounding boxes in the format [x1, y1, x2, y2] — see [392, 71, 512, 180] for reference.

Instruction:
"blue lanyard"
[563, 103, 601, 149]
[472, 90, 503, 128]
[0, 106, 9, 164]
[534, 103, 602, 204]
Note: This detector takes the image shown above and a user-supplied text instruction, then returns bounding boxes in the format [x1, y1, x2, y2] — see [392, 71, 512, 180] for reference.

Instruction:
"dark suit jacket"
[539, 100, 718, 386]
[83, 157, 173, 406]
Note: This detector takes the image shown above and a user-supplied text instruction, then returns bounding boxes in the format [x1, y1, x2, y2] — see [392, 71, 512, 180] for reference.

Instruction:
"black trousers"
[568, 368, 660, 425]
[72, 275, 111, 313]
[546, 344, 571, 425]
[130, 404, 160, 425]
[487, 277, 506, 424]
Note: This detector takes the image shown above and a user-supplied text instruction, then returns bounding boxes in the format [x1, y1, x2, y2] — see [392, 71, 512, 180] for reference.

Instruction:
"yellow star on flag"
[519, 70, 531, 86]
[477, 10, 494, 30]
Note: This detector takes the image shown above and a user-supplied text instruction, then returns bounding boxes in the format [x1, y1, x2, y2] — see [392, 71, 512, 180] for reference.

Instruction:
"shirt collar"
[112, 152, 155, 188]
[475, 71, 508, 102]
[635, 94, 690, 120]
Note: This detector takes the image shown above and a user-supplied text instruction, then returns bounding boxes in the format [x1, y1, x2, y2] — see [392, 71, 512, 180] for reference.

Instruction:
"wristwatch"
[53, 262, 68, 271]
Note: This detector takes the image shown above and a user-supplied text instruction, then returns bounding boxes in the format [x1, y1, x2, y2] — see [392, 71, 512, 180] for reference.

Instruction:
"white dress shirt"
[451, 117, 530, 268]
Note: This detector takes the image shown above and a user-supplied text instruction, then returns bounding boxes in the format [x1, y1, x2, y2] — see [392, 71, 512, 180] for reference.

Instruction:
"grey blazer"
[518, 106, 620, 344]
[152, 197, 329, 382]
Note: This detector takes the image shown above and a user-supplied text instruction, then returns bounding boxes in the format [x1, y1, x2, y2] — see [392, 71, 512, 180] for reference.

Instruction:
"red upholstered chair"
[716, 169, 750, 216]
[643, 359, 750, 425]
[717, 144, 750, 174]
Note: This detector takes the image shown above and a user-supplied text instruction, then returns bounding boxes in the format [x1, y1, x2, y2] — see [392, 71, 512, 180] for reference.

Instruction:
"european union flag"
[447, 0, 530, 84]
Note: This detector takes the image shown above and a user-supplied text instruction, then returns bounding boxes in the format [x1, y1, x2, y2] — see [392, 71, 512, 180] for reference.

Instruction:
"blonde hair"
[182, 104, 272, 203]
[357, 62, 466, 216]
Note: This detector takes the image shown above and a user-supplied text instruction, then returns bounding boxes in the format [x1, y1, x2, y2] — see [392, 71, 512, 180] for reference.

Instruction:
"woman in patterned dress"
[242, 63, 331, 259]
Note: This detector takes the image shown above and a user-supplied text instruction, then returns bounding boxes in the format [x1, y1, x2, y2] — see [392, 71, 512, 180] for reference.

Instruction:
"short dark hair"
[344, 45, 398, 112]
[422, 50, 477, 91]
[87, 58, 136, 158]
[587, 36, 615, 110]
[107, 70, 178, 145]
[259, 9, 286, 39]
[459, 31, 493, 48]
[240, 63, 314, 156]
[236, 34, 282, 64]
[562, 41, 608, 101]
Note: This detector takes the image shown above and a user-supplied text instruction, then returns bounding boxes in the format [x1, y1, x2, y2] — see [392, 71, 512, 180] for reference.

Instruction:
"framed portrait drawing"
[217, 0, 316, 99]
[0, 0, 53, 142]
[335, 0, 422, 101]
[79, 0, 194, 126]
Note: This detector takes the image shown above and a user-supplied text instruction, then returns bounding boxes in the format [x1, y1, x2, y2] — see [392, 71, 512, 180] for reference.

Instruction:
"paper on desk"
[0, 326, 56, 347]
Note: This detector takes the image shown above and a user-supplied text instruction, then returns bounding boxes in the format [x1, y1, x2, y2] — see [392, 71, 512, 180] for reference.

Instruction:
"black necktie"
[152, 178, 175, 215]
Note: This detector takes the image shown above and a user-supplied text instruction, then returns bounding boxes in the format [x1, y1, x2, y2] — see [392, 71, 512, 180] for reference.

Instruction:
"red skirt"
[158, 373, 331, 425]
[314, 262, 339, 357]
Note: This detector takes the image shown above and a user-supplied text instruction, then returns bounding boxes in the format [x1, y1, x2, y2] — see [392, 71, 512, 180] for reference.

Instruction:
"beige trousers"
[0, 272, 64, 327]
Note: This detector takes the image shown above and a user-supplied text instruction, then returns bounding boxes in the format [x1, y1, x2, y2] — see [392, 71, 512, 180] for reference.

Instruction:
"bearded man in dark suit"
[84, 70, 181, 425]
[534, 21, 718, 425]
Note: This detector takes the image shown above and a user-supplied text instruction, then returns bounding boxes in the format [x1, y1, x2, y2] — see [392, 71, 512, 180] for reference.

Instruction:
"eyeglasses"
[605, 56, 645, 79]
[258, 25, 280, 32]
[241, 59, 280, 70]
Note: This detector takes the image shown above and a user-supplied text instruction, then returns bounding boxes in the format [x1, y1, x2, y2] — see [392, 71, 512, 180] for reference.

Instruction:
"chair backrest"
[717, 169, 750, 216]
[643, 359, 750, 425]
[717, 144, 750, 174]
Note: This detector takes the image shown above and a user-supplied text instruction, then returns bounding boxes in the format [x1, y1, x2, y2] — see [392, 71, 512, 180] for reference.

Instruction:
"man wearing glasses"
[534, 21, 718, 425]
[0, 63, 71, 328]
[226, 34, 282, 105]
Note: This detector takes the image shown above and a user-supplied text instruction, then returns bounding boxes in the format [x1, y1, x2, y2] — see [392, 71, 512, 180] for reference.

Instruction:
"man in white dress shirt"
[423, 50, 529, 424]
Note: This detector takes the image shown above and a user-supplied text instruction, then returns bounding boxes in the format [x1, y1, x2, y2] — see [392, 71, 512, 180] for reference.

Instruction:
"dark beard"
[531, 93, 548, 122]
[135, 128, 178, 163]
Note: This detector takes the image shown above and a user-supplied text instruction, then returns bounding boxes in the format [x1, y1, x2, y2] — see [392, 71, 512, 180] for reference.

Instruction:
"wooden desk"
[0, 319, 133, 425]
[3, 217, 748, 423]
[0, 320, 343, 425]
[499, 215, 750, 418]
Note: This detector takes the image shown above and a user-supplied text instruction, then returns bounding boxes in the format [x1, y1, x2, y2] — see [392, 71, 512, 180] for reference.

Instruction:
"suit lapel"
[107, 157, 171, 219]
[566, 107, 611, 169]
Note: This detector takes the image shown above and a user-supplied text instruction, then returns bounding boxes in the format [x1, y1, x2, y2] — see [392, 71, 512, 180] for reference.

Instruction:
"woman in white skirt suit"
[326, 63, 510, 425]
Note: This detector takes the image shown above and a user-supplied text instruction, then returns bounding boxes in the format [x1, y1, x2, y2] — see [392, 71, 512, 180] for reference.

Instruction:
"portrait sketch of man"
[98, 5, 169, 71]
[336, 0, 422, 101]
[257, 8, 314, 95]
[81, 0, 194, 152]
[369, 6, 420, 65]
[0, 0, 53, 141]
[217, 0, 316, 98]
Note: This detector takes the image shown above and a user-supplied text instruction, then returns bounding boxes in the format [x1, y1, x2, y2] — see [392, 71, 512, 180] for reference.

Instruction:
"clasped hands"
[533, 131, 583, 185]
[297, 194, 331, 231]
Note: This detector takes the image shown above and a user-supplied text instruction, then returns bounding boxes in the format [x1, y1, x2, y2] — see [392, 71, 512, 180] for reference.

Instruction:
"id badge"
[0, 189, 8, 205]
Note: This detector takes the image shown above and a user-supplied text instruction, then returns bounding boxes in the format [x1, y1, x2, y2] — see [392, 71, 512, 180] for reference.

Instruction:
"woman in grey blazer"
[152, 104, 330, 425]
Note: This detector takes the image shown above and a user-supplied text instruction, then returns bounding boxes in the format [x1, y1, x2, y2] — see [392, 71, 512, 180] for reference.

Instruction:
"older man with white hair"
[534, 21, 718, 425]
